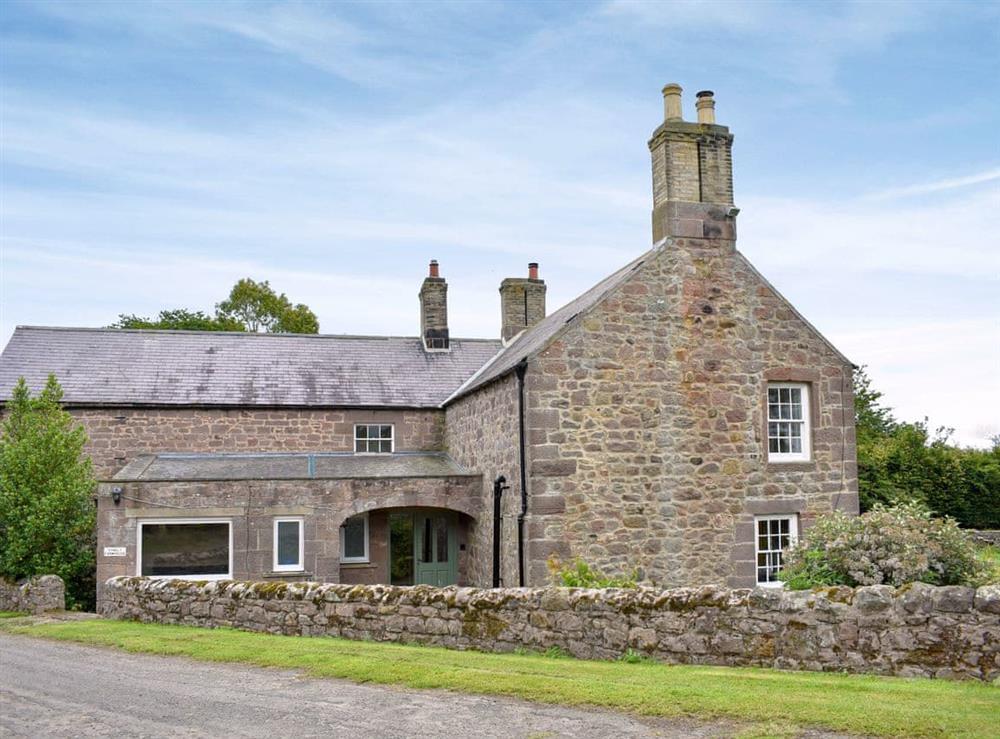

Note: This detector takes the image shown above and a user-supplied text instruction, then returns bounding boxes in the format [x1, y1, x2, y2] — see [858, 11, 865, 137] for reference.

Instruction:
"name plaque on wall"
[103, 547, 127, 557]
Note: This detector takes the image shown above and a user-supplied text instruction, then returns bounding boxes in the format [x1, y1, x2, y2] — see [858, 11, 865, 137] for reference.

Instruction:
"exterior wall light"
[111, 487, 123, 505]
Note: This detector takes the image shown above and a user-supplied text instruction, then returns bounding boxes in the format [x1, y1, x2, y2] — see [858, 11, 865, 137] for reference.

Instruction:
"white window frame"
[766, 382, 811, 462]
[272, 517, 305, 572]
[136, 518, 233, 581]
[354, 423, 394, 455]
[754, 514, 798, 587]
[340, 513, 370, 563]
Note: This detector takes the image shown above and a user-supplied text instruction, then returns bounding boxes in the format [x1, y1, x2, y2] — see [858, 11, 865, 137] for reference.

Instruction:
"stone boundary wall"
[102, 577, 999, 681]
[970, 530, 1000, 546]
[0, 575, 65, 614]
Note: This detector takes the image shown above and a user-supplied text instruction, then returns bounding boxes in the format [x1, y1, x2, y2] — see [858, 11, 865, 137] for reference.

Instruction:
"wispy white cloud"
[866, 168, 1000, 200]
[600, 0, 931, 94]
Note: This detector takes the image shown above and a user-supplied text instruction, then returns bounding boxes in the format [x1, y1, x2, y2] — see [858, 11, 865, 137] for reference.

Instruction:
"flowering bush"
[546, 557, 638, 589]
[780, 502, 986, 589]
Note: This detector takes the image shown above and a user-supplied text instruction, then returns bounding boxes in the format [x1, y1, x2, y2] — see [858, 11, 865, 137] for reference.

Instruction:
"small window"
[340, 514, 369, 563]
[273, 518, 304, 572]
[137, 519, 232, 580]
[755, 515, 798, 586]
[354, 424, 393, 454]
[767, 383, 811, 461]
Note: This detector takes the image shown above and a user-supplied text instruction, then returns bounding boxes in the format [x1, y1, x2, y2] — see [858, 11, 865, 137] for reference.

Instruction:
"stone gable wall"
[523, 238, 858, 588]
[72, 408, 445, 479]
[102, 577, 1000, 681]
[445, 374, 522, 588]
[0, 575, 65, 613]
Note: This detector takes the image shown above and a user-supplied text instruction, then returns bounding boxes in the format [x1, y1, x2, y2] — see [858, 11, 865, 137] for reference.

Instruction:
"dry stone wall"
[103, 577, 1000, 681]
[0, 575, 65, 613]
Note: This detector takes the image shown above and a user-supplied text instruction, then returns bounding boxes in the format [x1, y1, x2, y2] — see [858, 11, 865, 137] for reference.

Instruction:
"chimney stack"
[500, 263, 546, 343]
[648, 82, 736, 243]
[695, 90, 716, 124]
[662, 83, 683, 121]
[419, 259, 449, 351]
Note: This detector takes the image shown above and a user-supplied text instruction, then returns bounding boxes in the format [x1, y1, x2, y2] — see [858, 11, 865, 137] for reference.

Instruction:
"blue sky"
[1, 0, 998, 446]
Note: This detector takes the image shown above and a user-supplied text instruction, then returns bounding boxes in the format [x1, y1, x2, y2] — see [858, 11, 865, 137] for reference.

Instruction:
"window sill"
[261, 571, 312, 579]
[766, 460, 815, 471]
[339, 562, 375, 569]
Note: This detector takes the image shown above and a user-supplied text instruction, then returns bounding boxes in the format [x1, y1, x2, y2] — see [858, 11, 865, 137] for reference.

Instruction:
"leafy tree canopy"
[110, 309, 243, 332]
[109, 279, 319, 334]
[855, 366, 1000, 528]
[0, 375, 96, 610]
[216, 278, 319, 334]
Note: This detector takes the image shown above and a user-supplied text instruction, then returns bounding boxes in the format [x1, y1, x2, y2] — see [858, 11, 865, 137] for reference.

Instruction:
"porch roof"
[109, 452, 477, 482]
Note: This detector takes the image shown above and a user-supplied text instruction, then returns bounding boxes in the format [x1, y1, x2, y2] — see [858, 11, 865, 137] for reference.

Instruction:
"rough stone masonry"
[0, 575, 66, 614]
[103, 577, 1000, 681]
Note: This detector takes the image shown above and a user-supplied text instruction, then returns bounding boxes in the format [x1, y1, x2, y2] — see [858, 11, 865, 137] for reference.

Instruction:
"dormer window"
[354, 424, 393, 454]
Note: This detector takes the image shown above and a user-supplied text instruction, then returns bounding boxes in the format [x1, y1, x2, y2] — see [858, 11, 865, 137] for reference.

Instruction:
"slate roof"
[445, 249, 653, 402]
[111, 452, 476, 482]
[0, 327, 501, 408]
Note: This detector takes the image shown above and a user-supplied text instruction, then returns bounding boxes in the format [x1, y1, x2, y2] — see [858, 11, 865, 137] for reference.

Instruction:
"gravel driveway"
[1, 632, 739, 738]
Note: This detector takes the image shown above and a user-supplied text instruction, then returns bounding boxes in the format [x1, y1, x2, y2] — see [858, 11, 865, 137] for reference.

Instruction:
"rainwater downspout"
[515, 359, 528, 587]
[492, 475, 507, 587]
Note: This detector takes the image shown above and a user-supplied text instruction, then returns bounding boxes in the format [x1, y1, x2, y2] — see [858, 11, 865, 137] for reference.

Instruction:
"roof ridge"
[12, 326, 500, 343]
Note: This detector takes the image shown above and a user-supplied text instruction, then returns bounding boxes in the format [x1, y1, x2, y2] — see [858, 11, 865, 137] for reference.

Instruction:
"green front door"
[413, 512, 458, 586]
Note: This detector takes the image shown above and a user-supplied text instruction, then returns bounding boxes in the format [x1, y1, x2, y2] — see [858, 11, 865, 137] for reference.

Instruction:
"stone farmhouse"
[0, 85, 858, 609]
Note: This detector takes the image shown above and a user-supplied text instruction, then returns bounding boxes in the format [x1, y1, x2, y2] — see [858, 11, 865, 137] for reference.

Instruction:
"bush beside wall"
[102, 577, 1000, 681]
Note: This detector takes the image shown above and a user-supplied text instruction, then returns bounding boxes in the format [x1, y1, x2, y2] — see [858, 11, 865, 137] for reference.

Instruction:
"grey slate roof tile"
[0, 327, 501, 408]
[111, 452, 474, 481]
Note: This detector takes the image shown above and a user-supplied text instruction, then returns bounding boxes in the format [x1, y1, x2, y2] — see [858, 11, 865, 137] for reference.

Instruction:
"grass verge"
[0, 611, 27, 619]
[3, 618, 998, 737]
[977, 544, 1000, 584]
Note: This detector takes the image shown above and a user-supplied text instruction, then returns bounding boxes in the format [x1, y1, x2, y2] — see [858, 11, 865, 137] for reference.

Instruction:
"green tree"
[216, 278, 319, 333]
[110, 309, 243, 332]
[854, 366, 1000, 528]
[0, 376, 96, 610]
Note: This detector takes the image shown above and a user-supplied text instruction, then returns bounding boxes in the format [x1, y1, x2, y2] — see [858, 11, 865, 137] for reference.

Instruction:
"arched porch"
[337, 506, 477, 587]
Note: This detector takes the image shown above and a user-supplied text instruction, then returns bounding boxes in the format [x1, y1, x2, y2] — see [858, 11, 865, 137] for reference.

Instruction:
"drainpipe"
[515, 359, 529, 587]
[492, 475, 508, 587]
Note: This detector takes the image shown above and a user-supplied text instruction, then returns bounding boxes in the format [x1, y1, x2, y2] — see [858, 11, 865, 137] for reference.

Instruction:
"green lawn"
[0, 611, 27, 619]
[3, 619, 998, 737]
[978, 544, 1000, 584]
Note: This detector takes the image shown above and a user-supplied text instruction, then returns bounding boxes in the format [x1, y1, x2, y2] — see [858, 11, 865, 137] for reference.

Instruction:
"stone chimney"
[419, 259, 449, 351]
[649, 84, 736, 244]
[500, 263, 546, 342]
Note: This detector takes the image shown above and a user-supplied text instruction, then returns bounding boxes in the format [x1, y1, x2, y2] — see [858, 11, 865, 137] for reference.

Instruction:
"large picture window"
[354, 424, 393, 454]
[273, 518, 304, 572]
[340, 514, 369, 563]
[767, 383, 811, 462]
[138, 519, 232, 580]
[755, 515, 798, 586]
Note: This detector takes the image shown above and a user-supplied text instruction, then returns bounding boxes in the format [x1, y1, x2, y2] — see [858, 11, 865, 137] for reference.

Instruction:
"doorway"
[389, 510, 458, 586]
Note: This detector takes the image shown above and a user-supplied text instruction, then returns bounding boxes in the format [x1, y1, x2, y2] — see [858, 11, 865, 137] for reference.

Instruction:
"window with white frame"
[340, 514, 369, 563]
[755, 515, 798, 586]
[354, 424, 393, 454]
[273, 518, 304, 572]
[137, 519, 232, 580]
[767, 383, 811, 461]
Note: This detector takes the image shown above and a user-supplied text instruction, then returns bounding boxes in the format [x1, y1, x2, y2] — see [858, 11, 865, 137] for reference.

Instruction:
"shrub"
[547, 556, 637, 589]
[0, 376, 96, 610]
[780, 502, 985, 589]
